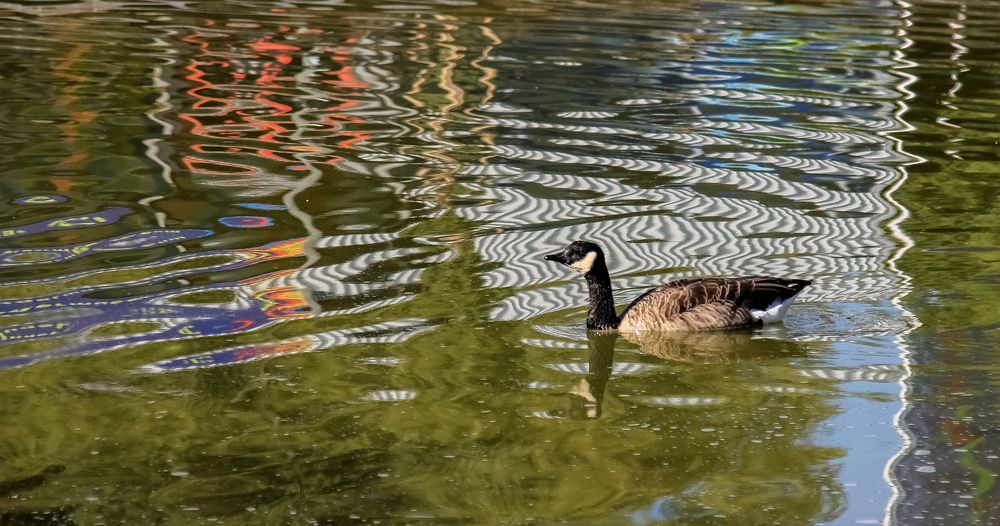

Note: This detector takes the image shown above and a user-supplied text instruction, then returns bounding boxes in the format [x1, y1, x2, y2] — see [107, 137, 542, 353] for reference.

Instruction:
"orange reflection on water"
[171, 23, 374, 197]
[238, 237, 313, 320]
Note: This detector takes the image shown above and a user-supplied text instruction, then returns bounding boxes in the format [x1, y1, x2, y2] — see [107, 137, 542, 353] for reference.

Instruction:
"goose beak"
[544, 252, 567, 265]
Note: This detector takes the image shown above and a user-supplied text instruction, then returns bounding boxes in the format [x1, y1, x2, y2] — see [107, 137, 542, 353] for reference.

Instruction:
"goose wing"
[617, 277, 811, 332]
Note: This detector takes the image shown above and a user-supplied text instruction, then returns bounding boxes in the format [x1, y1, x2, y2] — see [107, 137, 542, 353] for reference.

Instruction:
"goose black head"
[544, 240, 604, 275]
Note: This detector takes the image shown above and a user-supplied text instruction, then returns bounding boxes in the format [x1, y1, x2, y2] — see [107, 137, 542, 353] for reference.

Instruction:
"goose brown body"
[616, 276, 811, 332]
[544, 240, 812, 332]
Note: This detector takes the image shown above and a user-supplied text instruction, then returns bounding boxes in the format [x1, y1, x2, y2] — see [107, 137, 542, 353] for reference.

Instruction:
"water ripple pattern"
[0, 1, 939, 524]
[436, 4, 919, 322]
[0, 0, 918, 374]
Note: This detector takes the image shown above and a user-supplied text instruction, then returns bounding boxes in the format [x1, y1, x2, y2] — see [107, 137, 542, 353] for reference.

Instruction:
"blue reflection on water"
[218, 215, 274, 228]
[0, 207, 131, 243]
[0, 237, 305, 369]
[236, 202, 287, 211]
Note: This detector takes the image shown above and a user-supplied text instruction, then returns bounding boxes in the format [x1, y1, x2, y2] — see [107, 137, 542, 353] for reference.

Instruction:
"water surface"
[0, 0, 998, 524]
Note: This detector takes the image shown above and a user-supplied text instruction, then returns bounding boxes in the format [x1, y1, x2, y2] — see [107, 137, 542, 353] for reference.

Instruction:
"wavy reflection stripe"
[470, 211, 891, 262]
[491, 144, 674, 174]
[311, 232, 399, 249]
[0, 234, 397, 302]
[260, 247, 422, 288]
[253, 255, 429, 297]
[498, 170, 635, 195]
[321, 247, 423, 278]
[488, 167, 890, 215]
[362, 390, 417, 402]
[455, 188, 677, 226]
[488, 117, 630, 136]
[185, 172, 305, 197]
[0, 320, 76, 343]
[0, 239, 288, 310]
[467, 203, 891, 280]
[530, 324, 585, 342]
[458, 183, 893, 242]
[489, 146, 897, 211]
[636, 132, 743, 146]
[136, 318, 432, 373]
[666, 168, 893, 214]
[799, 366, 905, 383]
[496, 114, 893, 148]
[492, 141, 898, 182]
[0, 229, 212, 269]
[183, 156, 260, 176]
[548, 138, 656, 151]
[491, 284, 585, 322]
[456, 170, 890, 225]
[492, 281, 583, 316]
[686, 119, 883, 145]
[707, 151, 899, 183]
[0, 207, 131, 241]
[683, 87, 874, 109]
[457, 164, 524, 176]
[520, 338, 586, 350]
[0, 251, 249, 305]
[0, 293, 416, 369]
[455, 188, 668, 226]
[639, 396, 728, 407]
[555, 111, 620, 119]
[473, 220, 698, 285]
[836, 115, 903, 132]
[0, 317, 212, 370]
[0, 250, 421, 321]
[489, 117, 749, 147]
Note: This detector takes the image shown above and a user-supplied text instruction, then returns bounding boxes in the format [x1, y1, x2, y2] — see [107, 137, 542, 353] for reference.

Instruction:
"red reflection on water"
[170, 24, 373, 198]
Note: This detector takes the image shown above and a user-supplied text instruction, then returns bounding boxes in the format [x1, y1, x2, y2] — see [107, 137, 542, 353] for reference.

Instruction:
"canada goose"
[543, 240, 812, 332]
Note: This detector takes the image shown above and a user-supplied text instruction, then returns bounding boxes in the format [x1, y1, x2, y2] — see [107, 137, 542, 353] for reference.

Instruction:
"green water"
[0, 1, 998, 524]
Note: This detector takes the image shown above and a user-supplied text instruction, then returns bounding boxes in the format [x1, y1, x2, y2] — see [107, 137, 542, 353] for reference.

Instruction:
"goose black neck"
[583, 259, 619, 330]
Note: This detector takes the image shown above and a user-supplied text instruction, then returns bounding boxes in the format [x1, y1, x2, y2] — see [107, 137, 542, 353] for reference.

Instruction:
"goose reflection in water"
[565, 330, 806, 420]
[620, 327, 806, 363]
[566, 331, 617, 419]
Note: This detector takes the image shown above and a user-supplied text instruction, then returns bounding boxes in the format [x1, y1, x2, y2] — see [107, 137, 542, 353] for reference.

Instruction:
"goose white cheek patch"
[569, 251, 597, 274]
